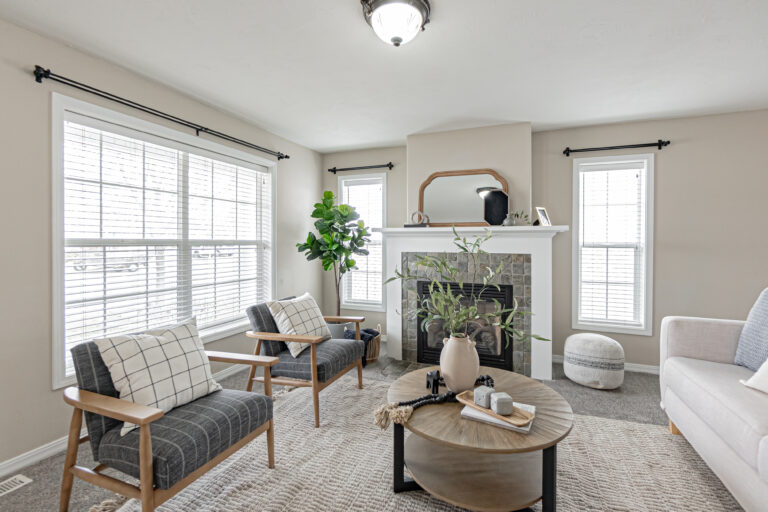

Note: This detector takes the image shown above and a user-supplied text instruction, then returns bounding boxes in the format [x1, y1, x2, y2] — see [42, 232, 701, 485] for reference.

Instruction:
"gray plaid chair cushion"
[98, 389, 272, 489]
[71, 342, 121, 459]
[246, 301, 290, 356]
[271, 338, 364, 382]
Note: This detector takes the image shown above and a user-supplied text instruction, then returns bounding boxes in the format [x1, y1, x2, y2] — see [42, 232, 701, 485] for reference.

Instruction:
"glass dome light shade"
[370, 2, 424, 47]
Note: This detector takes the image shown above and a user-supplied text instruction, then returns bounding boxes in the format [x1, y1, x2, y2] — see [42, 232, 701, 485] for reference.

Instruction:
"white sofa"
[660, 316, 768, 512]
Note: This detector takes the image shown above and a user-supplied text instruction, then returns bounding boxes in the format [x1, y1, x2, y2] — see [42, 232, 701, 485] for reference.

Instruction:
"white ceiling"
[2, 0, 767, 152]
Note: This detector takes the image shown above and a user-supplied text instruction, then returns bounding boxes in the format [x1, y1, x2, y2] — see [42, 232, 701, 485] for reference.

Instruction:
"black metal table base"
[393, 423, 558, 511]
[393, 423, 422, 492]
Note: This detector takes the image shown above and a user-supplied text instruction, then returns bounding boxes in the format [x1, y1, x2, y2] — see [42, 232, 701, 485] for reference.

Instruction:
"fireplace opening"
[416, 280, 515, 371]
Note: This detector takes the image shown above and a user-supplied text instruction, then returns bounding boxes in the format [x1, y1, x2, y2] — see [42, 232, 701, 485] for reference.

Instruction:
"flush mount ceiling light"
[361, 0, 431, 47]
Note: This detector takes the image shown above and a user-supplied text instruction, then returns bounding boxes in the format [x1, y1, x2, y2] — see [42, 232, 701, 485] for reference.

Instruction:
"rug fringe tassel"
[89, 494, 128, 512]
[374, 403, 413, 429]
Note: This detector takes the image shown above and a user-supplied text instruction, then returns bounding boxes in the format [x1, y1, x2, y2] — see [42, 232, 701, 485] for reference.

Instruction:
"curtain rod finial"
[33, 65, 50, 83]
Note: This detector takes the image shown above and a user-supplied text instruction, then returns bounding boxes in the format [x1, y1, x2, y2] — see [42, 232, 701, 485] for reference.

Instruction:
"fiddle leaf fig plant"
[297, 190, 370, 315]
[385, 227, 548, 346]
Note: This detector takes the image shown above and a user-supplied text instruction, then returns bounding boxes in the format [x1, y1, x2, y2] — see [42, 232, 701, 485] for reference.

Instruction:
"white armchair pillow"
[93, 317, 221, 435]
[267, 293, 331, 357]
[742, 358, 768, 394]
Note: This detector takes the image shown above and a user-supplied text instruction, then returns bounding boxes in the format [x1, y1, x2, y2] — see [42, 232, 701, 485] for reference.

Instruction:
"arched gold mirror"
[418, 169, 508, 226]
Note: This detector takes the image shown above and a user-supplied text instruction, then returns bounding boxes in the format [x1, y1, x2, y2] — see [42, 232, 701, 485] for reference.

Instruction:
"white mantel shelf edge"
[377, 226, 569, 238]
[379, 225, 569, 381]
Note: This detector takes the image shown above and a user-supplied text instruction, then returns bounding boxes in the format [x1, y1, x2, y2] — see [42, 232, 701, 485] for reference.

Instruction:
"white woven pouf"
[563, 333, 625, 389]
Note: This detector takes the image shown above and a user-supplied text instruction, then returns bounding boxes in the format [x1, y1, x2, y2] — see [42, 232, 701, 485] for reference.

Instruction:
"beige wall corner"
[533, 109, 768, 366]
[0, 18, 322, 464]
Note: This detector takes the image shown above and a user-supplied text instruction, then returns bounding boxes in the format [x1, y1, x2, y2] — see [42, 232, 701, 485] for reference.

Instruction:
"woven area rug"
[110, 376, 741, 512]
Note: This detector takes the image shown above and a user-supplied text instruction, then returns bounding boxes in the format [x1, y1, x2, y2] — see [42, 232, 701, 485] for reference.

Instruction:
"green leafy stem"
[385, 227, 548, 346]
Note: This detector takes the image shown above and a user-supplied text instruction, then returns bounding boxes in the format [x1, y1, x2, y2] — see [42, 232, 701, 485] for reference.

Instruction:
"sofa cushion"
[664, 357, 767, 469]
[735, 288, 768, 371]
[270, 338, 364, 382]
[98, 389, 272, 489]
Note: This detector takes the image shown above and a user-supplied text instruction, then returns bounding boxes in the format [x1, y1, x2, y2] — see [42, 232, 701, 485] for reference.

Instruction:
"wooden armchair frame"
[246, 315, 365, 428]
[60, 351, 278, 512]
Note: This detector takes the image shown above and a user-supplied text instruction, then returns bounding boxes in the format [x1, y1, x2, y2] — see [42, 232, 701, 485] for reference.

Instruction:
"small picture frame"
[535, 207, 551, 226]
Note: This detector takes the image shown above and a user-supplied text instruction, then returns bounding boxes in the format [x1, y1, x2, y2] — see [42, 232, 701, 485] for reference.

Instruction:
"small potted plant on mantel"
[386, 227, 547, 392]
[297, 191, 371, 337]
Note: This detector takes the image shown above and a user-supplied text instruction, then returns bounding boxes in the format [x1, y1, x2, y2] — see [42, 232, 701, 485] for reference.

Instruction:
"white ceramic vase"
[439, 335, 480, 392]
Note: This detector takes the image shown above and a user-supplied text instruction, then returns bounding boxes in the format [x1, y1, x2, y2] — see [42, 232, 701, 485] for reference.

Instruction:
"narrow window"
[338, 173, 386, 311]
[573, 154, 654, 335]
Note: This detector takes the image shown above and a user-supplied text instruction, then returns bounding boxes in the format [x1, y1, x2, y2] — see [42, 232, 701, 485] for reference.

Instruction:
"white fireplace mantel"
[378, 225, 569, 380]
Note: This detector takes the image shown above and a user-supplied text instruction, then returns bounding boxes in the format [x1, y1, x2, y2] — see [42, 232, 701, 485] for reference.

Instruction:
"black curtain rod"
[327, 162, 393, 174]
[33, 65, 289, 160]
[563, 140, 669, 157]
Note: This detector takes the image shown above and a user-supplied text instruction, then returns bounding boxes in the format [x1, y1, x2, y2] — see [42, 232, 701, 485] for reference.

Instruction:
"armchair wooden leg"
[246, 341, 263, 393]
[267, 419, 275, 469]
[139, 424, 155, 511]
[669, 420, 682, 435]
[59, 408, 83, 512]
[311, 345, 320, 428]
[356, 360, 363, 390]
[263, 368, 272, 398]
[245, 365, 258, 393]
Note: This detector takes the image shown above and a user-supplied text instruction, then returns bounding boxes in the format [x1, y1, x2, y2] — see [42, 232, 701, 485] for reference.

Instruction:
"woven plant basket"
[365, 324, 382, 363]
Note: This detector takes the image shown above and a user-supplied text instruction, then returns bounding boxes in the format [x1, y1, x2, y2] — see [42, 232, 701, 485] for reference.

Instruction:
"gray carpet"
[111, 376, 740, 512]
[0, 361, 670, 511]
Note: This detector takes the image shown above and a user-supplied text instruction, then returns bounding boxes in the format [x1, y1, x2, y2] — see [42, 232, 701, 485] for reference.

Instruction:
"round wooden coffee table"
[387, 366, 573, 512]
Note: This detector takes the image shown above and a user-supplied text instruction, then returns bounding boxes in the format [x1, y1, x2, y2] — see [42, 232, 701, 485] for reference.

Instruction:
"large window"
[338, 173, 385, 311]
[572, 154, 654, 335]
[52, 95, 274, 388]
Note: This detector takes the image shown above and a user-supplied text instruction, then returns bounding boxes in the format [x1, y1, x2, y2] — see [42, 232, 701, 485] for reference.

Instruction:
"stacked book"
[461, 403, 536, 434]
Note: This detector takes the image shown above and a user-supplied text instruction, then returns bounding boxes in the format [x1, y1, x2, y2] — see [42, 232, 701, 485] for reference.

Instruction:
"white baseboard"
[0, 364, 248, 479]
[552, 354, 659, 375]
[0, 429, 84, 479]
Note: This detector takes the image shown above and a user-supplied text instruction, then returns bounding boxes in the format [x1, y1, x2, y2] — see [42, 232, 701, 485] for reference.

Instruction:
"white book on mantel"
[460, 403, 536, 434]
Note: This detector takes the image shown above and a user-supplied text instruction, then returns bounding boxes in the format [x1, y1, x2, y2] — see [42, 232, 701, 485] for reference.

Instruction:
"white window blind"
[54, 100, 273, 387]
[339, 174, 385, 310]
[572, 154, 653, 335]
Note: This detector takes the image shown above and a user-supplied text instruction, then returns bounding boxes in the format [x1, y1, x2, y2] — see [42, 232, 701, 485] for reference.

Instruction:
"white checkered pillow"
[93, 317, 221, 435]
[267, 293, 331, 357]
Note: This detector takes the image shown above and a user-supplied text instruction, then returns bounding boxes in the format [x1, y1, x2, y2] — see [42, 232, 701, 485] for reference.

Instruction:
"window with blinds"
[338, 174, 385, 310]
[572, 154, 654, 335]
[53, 96, 273, 387]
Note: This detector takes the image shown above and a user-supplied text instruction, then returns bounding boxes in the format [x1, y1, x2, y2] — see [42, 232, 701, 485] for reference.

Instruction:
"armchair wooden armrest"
[246, 331, 326, 344]
[323, 315, 365, 324]
[63, 387, 164, 425]
[206, 350, 278, 367]
[323, 315, 365, 340]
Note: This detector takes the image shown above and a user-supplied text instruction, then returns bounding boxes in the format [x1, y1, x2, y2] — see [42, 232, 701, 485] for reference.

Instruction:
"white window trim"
[571, 153, 654, 336]
[338, 172, 387, 313]
[51, 93, 277, 389]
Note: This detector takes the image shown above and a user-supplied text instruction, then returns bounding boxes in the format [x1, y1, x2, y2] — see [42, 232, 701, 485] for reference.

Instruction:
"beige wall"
[406, 123, 533, 216]
[0, 19, 322, 463]
[320, 146, 407, 332]
[533, 109, 768, 366]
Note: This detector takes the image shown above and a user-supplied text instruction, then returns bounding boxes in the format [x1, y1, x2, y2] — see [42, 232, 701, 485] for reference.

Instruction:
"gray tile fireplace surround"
[401, 251, 533, 376]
